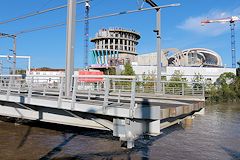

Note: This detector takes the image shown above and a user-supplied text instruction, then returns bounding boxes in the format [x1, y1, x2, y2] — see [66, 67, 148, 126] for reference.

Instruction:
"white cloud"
[178, 7, 240, 36]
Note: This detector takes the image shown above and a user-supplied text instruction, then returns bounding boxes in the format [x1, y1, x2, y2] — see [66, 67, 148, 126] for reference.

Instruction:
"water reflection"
[0, 103, 239, 160]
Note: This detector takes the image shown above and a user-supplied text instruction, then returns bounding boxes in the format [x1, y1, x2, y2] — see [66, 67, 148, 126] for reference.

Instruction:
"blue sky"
[0, 0, 240, 69]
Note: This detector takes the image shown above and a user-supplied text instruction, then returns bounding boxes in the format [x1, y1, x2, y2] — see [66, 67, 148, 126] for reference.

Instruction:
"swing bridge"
[0, 74, 205, 148]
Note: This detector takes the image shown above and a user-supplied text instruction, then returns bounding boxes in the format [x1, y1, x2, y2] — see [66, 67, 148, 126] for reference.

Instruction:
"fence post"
[96, 82, 99, 91]
[57, 77, 64, 108]
[88, 89, 91, 100]
[83, 82, 85, 90]
[71, 76, 77, 110]
[18, 83, 21, 94]
[118, 89, 121, 103]
[129, 78, 136, 118]
[202, 83, 205, 98]
[162, 82, 165, 95]
[192, 85, 194, 96]
[154, 81, 156, 93]
[27, 77, 34, 103]
[113, 80, 116, 92]
[0, 76, 2, 90]
[6, 76, 13, 100]
[103, 77, 110, 112]
[182, 83, 185, 96]
[43, 85, 46, 96]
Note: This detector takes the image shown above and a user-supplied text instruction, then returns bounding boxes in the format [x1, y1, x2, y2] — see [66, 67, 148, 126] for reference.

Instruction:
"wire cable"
[13, 4, 180, 35]
[37, 0, 55, 11]
[0, 0, 87, 25]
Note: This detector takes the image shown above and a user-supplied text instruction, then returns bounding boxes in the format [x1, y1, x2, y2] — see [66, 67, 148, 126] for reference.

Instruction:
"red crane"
[201, 16, 240, 68]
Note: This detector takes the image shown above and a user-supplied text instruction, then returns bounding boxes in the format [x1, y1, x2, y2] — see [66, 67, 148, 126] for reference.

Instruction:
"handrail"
[0, 75, 23, 77]
[27, 74, 65, 77]
[75, 75, 136, 79]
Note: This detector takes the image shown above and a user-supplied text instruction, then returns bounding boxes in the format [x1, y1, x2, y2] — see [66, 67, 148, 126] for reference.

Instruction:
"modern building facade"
[131, 48, 234, 82]
[136, 48, 223, 67]
[169, 48, 223, 67]
[90, 28, 140, 66]
[89, 28, 234, 83]
[131, 66, 236, 82]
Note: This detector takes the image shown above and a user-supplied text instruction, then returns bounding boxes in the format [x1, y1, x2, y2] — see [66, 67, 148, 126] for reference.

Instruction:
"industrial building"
[90, 28, 140, 67]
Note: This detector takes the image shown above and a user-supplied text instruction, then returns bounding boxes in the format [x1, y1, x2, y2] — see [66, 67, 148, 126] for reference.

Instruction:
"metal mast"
[0, 33, 17, 75]
[65, 0, 76, 96]
[12, 37, 17, 75]
[84, 0, 90, 67]
[144, 0, 162, 93]
[230, 22, 236, 68]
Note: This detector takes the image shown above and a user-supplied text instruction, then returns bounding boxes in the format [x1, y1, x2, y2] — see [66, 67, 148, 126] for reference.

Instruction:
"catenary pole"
[156, 9, 161, 93]
[13, 36, 17, 75]
[65, 0, 76, 96]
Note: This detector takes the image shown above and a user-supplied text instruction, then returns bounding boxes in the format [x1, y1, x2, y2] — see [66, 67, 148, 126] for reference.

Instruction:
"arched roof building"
[168, 48, 223, 67]
[137, 48, 223, 67]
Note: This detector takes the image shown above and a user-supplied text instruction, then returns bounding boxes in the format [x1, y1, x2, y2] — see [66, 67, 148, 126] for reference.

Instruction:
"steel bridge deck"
[0, 75, 205, 148]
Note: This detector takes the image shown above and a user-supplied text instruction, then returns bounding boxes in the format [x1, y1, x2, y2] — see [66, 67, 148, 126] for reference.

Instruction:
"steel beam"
[65, 0, 76, 96]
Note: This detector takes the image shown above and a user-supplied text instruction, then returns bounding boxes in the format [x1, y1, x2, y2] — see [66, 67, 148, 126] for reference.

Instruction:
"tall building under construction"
[90, 28, 140, 67]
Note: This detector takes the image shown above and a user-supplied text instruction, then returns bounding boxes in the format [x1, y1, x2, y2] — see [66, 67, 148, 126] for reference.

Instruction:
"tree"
[16, 69, 26, 74]
[108, 67, 116, 75]
[237, 60, 240, 77]
[208, 72, 237, 102]
[142, 71, 155, 92]
[115, 62, 135, 89]
[10, 69, 26, 75]
[215, 72, 236, 86]
[192, 73, 204, 89]
[121, 62, 135, 76]
[168, 70, 185, 88]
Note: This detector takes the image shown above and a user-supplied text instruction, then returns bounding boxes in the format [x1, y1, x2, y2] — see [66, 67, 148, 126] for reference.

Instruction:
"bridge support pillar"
[148, 119, 161, 136]
[113, 117, 161, 149]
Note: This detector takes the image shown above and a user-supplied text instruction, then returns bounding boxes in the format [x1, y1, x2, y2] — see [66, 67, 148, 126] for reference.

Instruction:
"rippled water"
[0, 103, 240, 160]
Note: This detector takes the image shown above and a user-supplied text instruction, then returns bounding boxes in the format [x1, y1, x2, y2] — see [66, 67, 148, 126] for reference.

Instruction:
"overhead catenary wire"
[77, 4, 180, 22]
[14, 3, 180, 35]
[0, 0, 88, 25]
[37, 0, 55, 11]
[15, 22, 66, 35]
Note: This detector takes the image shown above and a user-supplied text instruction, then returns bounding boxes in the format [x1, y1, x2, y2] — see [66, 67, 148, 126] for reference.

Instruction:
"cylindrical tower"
[90, 28, 140, 66]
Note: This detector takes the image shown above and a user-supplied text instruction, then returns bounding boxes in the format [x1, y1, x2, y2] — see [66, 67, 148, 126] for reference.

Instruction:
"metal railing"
[0, 74, 205, 115]
[111, 79, 205, 97]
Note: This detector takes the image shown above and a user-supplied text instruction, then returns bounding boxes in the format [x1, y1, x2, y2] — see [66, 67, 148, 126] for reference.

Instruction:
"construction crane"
[201, 16, 240, 68]
[84, 0, 90, 67]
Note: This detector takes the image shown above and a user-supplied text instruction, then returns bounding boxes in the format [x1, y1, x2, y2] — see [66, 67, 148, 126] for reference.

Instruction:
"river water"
[0, 103, 239, 160]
